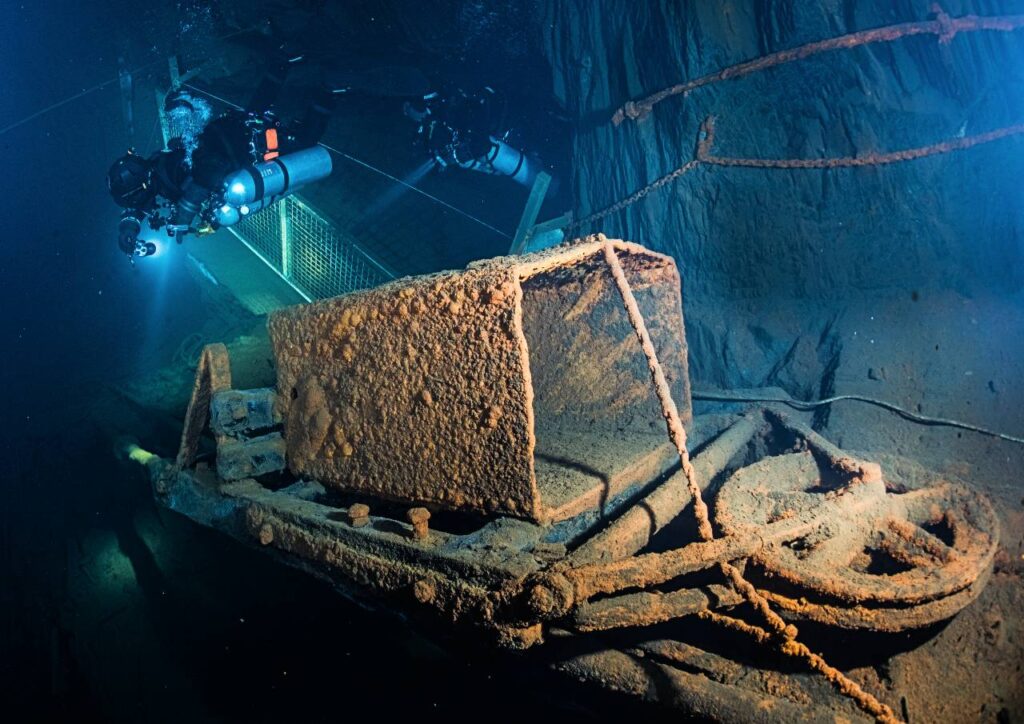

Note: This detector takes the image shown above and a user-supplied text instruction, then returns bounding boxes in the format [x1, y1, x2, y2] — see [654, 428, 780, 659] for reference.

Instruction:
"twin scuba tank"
[212, 145, 333, 227]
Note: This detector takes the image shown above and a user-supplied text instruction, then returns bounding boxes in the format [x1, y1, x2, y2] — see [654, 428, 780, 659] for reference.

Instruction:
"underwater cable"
[182, 83, 512, 240]
[0, 24, 261, 138]
[319, 142, 512, 239]
[0, 71, 150, 136]
[693, 390, 1024, 445]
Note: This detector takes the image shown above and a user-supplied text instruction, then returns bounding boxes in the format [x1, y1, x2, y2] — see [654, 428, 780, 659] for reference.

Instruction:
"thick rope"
[602, 241, 900, 723]
[601, 242, 712, 539]
[612, 5, 1024, 125]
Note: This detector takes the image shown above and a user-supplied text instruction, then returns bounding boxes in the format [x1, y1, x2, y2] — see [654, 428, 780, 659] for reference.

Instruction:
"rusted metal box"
[268, 238, 690, 523]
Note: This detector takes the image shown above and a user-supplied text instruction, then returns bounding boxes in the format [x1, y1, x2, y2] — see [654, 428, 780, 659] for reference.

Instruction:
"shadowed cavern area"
[2, 1, 1022, 722]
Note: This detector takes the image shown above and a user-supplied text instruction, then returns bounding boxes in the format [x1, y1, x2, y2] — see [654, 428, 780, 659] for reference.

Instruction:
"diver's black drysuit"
[109, 62, 335, 255]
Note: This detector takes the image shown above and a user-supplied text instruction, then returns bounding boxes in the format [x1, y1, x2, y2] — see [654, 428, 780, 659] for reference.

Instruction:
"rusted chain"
[699, 611, 901, 723]
[568, 116, 1024, 233]
[612, 4, 1024, 125]
[602, 241, 900, 724]
[699, 115, 1024, 168]
[566, 122, 709, 232]
[567, 160, 702, 232]
[601, 242, 712, 539]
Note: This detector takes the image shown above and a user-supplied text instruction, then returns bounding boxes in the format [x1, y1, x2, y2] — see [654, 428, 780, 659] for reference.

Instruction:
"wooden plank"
[509, 172, 552, 255]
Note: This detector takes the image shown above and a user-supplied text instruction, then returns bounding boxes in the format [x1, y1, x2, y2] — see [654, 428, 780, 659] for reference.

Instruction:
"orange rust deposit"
[268, 237, 690, 523]
[146, 238, 1003, 722]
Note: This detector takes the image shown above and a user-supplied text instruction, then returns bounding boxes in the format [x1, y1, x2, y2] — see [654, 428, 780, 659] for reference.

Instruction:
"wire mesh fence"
[160, 84, 522, 300]
[163, 90, 393, 301]
[229, 195, 394, 301]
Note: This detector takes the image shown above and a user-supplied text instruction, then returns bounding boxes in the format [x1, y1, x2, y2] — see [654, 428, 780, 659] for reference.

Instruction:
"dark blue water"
[0, 3, 607, 721]
[14, 2, 1021, 720]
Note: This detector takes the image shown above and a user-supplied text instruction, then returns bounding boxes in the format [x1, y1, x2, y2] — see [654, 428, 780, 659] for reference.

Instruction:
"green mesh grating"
[234, 201, 284, 269]
[232, 196, 392, 301]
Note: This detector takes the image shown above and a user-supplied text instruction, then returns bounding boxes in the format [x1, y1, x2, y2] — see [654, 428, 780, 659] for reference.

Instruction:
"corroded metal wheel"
[714, 451, 999, 628]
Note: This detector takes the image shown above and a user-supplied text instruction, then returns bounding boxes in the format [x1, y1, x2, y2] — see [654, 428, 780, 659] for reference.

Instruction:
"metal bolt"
[348, 503, 370, 528]
[528, 584, 555, 616]
[258, 523, 274, 545]
[407, 507, 431, 540]
[412, 578, 436, 604]
[524, 574, 574, 619]
[858, 462, 883, 485]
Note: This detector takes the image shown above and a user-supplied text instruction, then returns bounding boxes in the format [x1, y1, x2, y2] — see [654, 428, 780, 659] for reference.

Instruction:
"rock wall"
[539, 0, 1024, 399]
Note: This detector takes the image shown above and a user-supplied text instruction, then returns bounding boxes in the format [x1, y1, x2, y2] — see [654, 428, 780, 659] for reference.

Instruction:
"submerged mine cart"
[141, 238, 999, 721]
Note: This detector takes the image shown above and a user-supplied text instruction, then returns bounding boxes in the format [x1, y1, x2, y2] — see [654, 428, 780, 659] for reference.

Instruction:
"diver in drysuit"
[403, 85, 557, 193]
[107, 58, 339, 260]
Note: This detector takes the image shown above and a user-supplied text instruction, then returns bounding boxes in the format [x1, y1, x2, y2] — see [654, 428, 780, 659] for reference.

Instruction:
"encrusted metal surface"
[216, 433, 287, 482]
[175, 343, 232, 469]
[268, 238, 690, 522]
[714, 445, 1000, 631]
[715, 452, 1000, 607]
[149, 243, 1001, 721]
[148, 394, 999, 721]
[210, 388, 280, 439]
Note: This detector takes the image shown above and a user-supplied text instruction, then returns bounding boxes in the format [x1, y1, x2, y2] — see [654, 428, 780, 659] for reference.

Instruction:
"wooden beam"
[509, 171, 552, 255]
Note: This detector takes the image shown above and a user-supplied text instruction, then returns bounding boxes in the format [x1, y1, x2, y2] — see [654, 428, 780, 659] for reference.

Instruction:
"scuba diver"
[403, 85, 558, 194]
[107, 57, 340, 261]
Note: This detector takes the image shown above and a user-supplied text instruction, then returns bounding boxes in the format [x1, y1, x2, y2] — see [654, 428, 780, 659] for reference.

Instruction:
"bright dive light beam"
[145, 239, 166, 258]
[125, 443, 157, 465]
[361, 158, 437, 218]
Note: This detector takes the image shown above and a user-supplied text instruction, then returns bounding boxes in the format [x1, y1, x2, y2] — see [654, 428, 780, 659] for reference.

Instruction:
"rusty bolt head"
[407, 507, 431, 525]
[858, 462, 883, 485]
[527, 584, 555, 616]
[524, 574, 575, 619]
[258, 523, 274, 546]
[407, 507, 431, 540]
[348, 503, 370, 527]
[412, 578, 436, 604]
[153, 476, 169, 495]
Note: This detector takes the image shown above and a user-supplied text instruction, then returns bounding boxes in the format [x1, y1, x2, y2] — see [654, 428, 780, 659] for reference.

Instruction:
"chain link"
[566, 116, 1024, 236]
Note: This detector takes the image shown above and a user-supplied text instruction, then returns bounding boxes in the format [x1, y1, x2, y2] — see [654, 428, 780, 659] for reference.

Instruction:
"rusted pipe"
[763, 408, 881, 482]
[568, 535, 761, 601]
[572, 584, 742, 632]
[569, 412, 764, 565]
[598, 245, 899, 723]
[552, 648, 840, 723]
